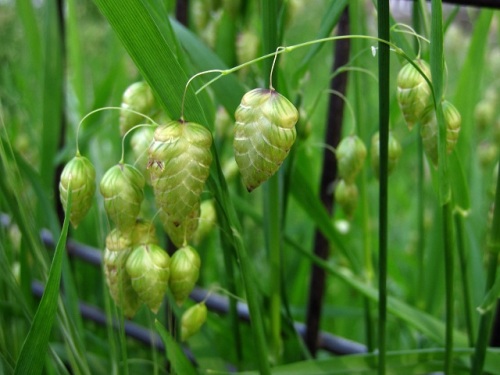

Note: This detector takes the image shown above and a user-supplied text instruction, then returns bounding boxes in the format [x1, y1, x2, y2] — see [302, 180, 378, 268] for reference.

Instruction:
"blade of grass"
[377, 1, 390, 374]
[155, 320, 197, 375]
[14, 188, 71, 375]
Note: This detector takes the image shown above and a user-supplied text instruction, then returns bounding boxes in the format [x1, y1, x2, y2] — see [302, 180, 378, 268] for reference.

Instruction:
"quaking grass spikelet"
[397, 59, 432, 130]
[334, 179, 359, 219]
[181, 302, 207, 341]
[59, 154, 96, 228]
[100, 163, 145, 232]
[233, 88, 299, 191]
[126, 244, 171, 314]
[120, 81, 155, 136]
[148, 120, 212, 245]
[169, 245, 201, 306]
[336, 135, 366, 183]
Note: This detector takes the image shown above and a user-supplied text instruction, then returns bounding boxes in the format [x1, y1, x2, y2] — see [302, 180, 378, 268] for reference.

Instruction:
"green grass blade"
[155, 320, 197, 375]
[93, 0, 210, 125]
[40, 0, 63, 193]
[449, 150, 470, 215]
[14, 189, 72, 375]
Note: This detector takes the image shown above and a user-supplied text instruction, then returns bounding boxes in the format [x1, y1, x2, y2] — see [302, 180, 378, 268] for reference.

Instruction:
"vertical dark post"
[176, 0, 189, 27]
[304, 8, 350, 356]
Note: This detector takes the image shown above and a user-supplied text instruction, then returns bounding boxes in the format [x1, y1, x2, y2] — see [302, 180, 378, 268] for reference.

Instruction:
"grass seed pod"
[104, 248, 141, 318]
[159, 205, 200, 248]
[474, 99, 495, 132]
[420, 100, 461, 167]
[100, 164, 145, 232]
[193, 200, 217, 245]
[105, 228, 132, 252]
[120, 81, 155, 136]
[181, 302, 207, 342]
[126, 244, 171, 314]
[169, 245, 201, 306]
[397, 59, 432, 130]
[148, 120, 212, 226]
[59, 155, 96, 228]
[334, 180, 359, 220]
[371, 131, 402, 179]
[233, 88, 299, 191]
[336, 135, 367, 183]
[131, 219, 158, 246]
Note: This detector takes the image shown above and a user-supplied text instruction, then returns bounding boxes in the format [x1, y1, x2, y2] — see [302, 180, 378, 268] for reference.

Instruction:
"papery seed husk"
[59, 155, 96, 228]
[334, 180, 359, 220]
[100, 164, 145, 232]
[192, 200, 217, 245]
[181, 303, 207, 342]
[169, 245, 201, 306]
[233, 88, 298, 191]
[104, 248, 141, 318]
[336, 135, 367, 183]
[371, 131, 402, 179]
[120, 81, 155, 136]
[397, 59, 432, 130]
[148, 120, 212, 225]
[443, 100, 461, 154]
[126, 244, 170, 314]
[159, 205, 200, 249]
[105, 219, 158, 252]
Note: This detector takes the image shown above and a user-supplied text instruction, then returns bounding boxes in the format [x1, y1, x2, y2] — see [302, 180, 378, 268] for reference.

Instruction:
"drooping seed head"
[169, 245, 201, 306]
[233, 88, 299, 191]
[130, 127, 155, 183]
[334, 180, 359, 220]
[474, 99, 495, 132]
[100, 164, 145, 232]
[397, 59, 432, 130]
[181, 302, 207, 342]
[148, 120, 212, 226]
[126, 244, 171, 314]
[336, 135, 367, 183]
[371, 131, 402, 179]
[192, 200, 217, 245]
[159, 205, 200, 249]
[120, 81, 155, 135]
[443, 100, 461, 154]
[59, 155, 96, 228]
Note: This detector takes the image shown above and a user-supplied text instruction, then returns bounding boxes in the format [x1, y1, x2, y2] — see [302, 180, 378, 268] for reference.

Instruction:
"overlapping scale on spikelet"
[397, 59, 432, 130]
[159, 205, 200, 248]
[148, 120, 212, 246]
[169, 245, 201, 306]
[336, 135, 367, 183]
[126, 244, 170, 314]
[233, 88, 299, 191]
[59, 155, 96, 228]
[100, 164, 145, 232]
[420, 100, 462, 167]
[334, 180, 359, 220]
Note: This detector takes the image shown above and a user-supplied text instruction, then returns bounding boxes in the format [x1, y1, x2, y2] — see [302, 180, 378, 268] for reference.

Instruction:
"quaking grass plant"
[1, 0, 500, 374]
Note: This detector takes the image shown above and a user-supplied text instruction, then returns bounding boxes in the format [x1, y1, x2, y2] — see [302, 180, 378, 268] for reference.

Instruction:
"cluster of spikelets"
[397, 59, 461, 167]
[58, 80, 302, 340]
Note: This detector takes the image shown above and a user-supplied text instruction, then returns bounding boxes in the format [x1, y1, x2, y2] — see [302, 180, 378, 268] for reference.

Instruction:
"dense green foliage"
[1, 1, 500, 374]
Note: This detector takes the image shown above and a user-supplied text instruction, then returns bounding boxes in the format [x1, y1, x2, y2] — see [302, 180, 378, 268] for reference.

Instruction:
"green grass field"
[1, 0, 500, 374]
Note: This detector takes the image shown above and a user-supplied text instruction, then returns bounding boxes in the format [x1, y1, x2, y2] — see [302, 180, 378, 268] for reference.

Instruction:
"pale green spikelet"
[334, 179, 359, 220]
[193, 199, 217, 245]
[120, 81, 155, 136]
[371, 131, 402, 179]
[233, 88, 299, 191]
[130, 127, 155, 183]
[148, 120, 212, 227]
[159, 205, 200, 249]
[420, 100, 461, 167]
[100, 164, 145, 232]
[397, 59, 432, 130]
[59, 155, 96, 228]
[169, 245, 201, 306]
[336, 135, 367, 183]
[181, 302, 207, 341]
[126, 244, 171, 314]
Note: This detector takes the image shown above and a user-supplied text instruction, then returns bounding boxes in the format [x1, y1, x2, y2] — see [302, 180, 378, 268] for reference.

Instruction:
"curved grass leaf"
[155, 320, 197, 375]
[14, 190, 71, 375]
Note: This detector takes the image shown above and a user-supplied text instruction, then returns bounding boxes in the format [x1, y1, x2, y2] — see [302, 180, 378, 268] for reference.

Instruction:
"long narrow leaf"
[14, 190, 71, 375]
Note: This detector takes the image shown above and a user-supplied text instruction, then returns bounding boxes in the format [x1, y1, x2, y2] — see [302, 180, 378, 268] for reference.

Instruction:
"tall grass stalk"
[471, 159, 500, 374]
[261, 0, 283, 363]
[377, 0, 390, 374]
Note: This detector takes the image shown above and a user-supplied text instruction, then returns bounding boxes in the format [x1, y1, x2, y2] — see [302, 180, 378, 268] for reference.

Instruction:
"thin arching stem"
[325, 89, 357, 134]
[75, 106, 159, 155]
[119, 123, 156, 164]
[180, 69, 224, 120]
